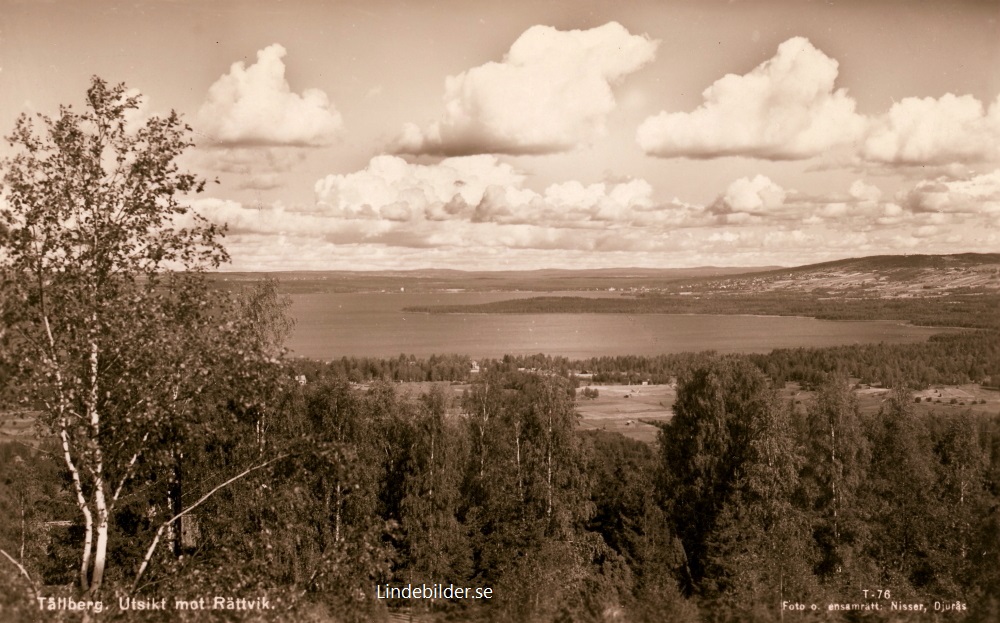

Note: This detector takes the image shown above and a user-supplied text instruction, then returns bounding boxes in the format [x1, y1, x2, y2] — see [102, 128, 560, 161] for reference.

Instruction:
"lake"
[284, 291, 959, 360]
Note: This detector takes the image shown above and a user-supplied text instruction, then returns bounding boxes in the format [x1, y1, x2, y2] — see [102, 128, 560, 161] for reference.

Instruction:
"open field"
[575, 384, 676, 444]
[572, 381, 1000, 446]
[786, 382, 1000, 417]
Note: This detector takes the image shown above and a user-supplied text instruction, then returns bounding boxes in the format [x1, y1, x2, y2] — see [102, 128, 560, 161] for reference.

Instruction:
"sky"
[1, 0, 999, 271]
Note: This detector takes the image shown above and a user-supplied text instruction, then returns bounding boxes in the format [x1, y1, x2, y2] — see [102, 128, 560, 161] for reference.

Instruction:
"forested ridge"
[403, 290, 1000, 330]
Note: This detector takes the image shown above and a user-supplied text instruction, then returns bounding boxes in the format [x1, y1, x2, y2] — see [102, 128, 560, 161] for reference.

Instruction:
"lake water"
[285, 291, 957, 360]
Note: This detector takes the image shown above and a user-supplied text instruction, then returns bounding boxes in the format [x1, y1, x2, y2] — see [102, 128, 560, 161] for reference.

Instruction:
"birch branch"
[131, 452, 290, 593]
[0, 548, 39, 602]
[112, 431, 150, 507]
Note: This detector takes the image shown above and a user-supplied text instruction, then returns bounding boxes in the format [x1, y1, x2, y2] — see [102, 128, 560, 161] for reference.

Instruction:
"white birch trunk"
[546, 408, 553, 518]
[86, 335, 110, 596]
[334, 482, 342, 543]
[478, 382, 489, 478]
[60, 426, 93, 592]
[831, 418, 838, 542]
[90, 494, 109, 596]
[20, 504, 25, 564]
[515, 420, 523, 509]
[45, 314, 95, 592]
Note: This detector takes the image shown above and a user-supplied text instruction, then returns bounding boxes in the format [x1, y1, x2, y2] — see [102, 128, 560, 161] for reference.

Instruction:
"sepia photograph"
[1, 0, 999, 621]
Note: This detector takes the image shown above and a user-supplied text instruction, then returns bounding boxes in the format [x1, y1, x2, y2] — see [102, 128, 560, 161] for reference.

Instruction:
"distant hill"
[209, 265, 777, 294]
[207, 253, 1000, 297]
[746, 252, 1000, 277]
[393, 253, 1000, 329]
[675, 253, 1000, 297]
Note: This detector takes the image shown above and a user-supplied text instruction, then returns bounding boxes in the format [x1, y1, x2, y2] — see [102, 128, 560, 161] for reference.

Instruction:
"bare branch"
[0, 548, 39, 602]
[131, 452, 290, 593]
[11, 439, 56, 456]
[112, 431, 150, 507]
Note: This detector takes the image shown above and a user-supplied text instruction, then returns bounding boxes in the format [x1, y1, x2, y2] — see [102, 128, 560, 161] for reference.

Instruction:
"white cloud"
[863, 94, 1000, 165]
[637, 37, 864, 160]
[314, 155, 673, 229]
[314, 155, 525, 218]
[712, 175, 788, 219]
[902, 169, 1000, 214]
[724, 175, 787, 213]
[882, 203, 905, 217]
[818, 203, 849, 219]
[848, 179, 882, 203]
[874, 203, 907, 226]
[395, 22, 658, 155]
[121, 88, 152, 134]
[188, 163, 997, 270]
[197, 44, 342, 147]
[473, 178, 662, 226]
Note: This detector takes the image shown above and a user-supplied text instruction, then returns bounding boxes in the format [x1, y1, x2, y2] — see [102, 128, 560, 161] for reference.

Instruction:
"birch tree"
[659, 357, 812, 602]
[0, 77, 238, 597]
[862, 387, 939, 592]
[803, 373, 870, 583]
[399, 385, 471, 592]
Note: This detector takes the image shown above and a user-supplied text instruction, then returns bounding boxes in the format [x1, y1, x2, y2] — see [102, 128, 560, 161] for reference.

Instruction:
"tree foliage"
[0, 77, 284, 600]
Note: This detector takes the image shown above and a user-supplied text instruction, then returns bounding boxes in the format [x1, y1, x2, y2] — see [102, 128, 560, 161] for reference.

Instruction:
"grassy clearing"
[575, 384, 675, 445]
[572, 381, 1000, 447]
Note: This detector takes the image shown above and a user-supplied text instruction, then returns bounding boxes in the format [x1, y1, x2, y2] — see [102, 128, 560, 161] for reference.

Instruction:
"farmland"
[573, 381, 1000, 445]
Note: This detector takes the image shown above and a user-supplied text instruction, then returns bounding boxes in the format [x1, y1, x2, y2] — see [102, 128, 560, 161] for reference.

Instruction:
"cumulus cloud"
[188, 160, 998, 271]
[776, 172, 1000, 234]
[848, 179, 882, 203]
[315, 155, 526, 219]
[197, 44, 343, 147]
[862, 93, 1000, 165]
[874, 203, 907, 227]
[719, 175, 787, 213]
[395, 22, 658, 155]
[314, 155, 676, 229]
[637, 37, 864, 160]
[902, 169, 1000, 214]
[189, 198, 395, 242]
[708, 176, 930, 232]
[708, 175, 789, 224]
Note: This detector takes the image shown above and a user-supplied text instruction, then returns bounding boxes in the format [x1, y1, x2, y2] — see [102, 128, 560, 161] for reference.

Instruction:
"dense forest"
[3, 363, 1000, 621]
[290, 329, 1000, 390]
